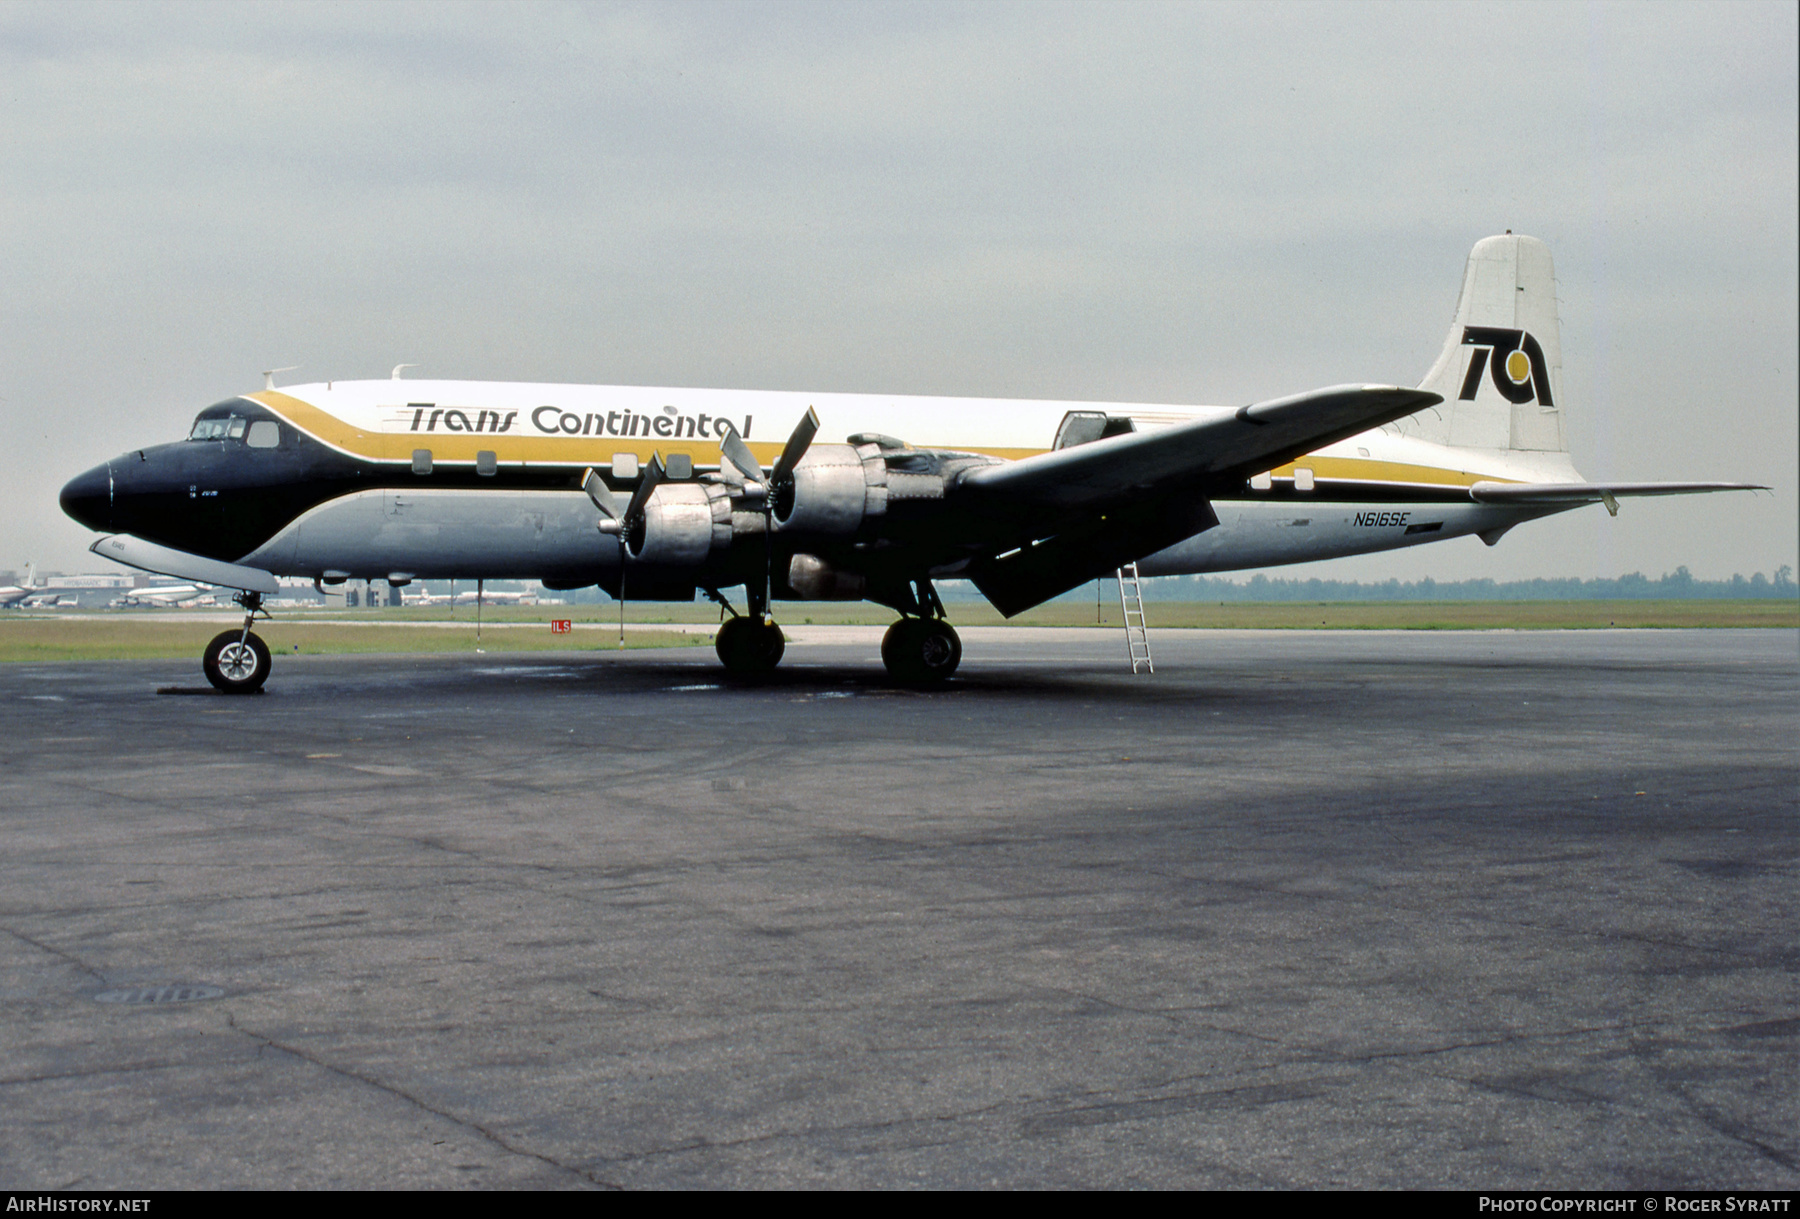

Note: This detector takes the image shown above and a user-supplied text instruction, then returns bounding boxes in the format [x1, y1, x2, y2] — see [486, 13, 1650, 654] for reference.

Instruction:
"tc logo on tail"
[1459, 327, 1554, 406]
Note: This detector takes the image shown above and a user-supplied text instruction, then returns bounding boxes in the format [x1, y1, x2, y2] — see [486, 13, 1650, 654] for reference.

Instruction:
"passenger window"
[246, 420, 280, 449]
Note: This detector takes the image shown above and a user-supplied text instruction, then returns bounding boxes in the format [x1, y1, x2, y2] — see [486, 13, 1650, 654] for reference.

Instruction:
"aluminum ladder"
[1116, 563, 1153, 674]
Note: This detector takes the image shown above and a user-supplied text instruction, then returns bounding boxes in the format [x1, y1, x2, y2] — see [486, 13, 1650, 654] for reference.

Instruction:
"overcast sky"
[3, 0, 1794, 584]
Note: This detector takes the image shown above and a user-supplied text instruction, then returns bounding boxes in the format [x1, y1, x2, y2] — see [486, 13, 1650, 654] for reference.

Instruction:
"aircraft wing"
[956, 384, 1442, 511]
[947, 384, 1441, 615]
[1470, 480, 1768, 507]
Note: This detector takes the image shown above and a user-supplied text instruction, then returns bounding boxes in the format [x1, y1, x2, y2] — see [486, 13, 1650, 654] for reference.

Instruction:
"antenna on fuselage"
[391, 364, 419, 380]
[263, 367, 299, 390]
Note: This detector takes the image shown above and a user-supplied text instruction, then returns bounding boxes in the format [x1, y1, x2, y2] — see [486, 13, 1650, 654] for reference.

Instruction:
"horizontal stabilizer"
[89, 534, 280, 595]
[1469, 481, 1767, 505]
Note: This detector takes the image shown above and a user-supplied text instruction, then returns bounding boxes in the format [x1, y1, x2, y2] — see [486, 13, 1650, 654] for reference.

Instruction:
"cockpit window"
[189, 414, 251, 441]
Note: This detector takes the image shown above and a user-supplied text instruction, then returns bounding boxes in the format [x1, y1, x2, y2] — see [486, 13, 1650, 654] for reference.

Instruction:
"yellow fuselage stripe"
[1265, 456, 1504, 487]
[249, 391, 1512, 488]
[249, 391, 1043, 465]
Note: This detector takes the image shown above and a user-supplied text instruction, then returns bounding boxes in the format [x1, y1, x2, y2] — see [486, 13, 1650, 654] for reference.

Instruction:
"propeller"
[770, 406, 819, 490]
[718, 407, 817, 501]
[623, 453, 667, 538]
[717, 409, 818, 619]
[584, 463, 647, 648]
[581, 468, 622, 535]
[719, 429, 765, 498]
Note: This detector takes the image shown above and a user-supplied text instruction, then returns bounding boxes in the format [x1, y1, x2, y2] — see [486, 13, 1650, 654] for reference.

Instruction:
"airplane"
[0, 589, 69, 609]
[59, 234, 1762, 693]
[401, 587, 537, 607]
[0, 564, 48, 608]
[2, 565, 83, 609]
[107, 583, 216, 608]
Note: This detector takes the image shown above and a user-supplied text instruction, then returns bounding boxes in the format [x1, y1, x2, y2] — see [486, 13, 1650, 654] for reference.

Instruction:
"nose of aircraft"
[60, 462, 112, 532]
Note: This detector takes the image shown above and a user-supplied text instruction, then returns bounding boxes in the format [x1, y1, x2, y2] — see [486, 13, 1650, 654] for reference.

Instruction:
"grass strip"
[0, 619, 706, 663]
[1, 600, 1791, 662]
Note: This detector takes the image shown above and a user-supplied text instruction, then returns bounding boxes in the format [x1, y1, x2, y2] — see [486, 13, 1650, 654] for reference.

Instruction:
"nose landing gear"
[202, 591, 272, 694]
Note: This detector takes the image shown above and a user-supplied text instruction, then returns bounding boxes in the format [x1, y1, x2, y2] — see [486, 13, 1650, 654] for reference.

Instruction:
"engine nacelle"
[625, 482, 733, 566]
[772, 443, 888, 537]
[784, 553, 867, 600]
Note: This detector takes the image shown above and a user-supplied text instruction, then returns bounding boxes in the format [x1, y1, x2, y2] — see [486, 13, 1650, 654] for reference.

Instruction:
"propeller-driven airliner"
[59, 234, 1760, 692]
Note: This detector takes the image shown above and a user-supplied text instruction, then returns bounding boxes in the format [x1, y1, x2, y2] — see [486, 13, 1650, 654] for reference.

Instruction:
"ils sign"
[550, 620, 572, 634]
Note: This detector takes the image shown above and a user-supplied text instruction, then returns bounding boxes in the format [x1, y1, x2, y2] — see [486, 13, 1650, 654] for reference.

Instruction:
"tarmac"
[1, 627, 1795, 1189]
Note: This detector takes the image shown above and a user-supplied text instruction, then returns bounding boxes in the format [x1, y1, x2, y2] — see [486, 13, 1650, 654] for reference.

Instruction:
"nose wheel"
[202, 590, 272, 694]
[881, 617, 961, 683]
[203, 630, 271, 693]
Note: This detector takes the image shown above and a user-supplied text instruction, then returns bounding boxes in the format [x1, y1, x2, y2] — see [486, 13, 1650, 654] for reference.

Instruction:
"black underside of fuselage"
[62, 400, 610, 564]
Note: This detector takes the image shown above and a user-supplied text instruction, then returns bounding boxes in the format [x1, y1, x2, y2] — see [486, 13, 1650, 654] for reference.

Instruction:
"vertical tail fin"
[1412, 234, 1567, 453]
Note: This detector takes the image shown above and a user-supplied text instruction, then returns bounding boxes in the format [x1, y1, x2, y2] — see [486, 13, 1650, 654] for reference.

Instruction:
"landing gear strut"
[881, 578, 961, 683]
[709, 587, 786, 676]
[203, 591, 271, 694]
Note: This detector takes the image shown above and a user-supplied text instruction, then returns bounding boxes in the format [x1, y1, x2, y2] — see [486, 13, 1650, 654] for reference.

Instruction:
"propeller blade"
[770, 407, 820, 486]
[719, 429, 764, 486]
[581, 468, 620, 521]
[624, 453, 665, 526]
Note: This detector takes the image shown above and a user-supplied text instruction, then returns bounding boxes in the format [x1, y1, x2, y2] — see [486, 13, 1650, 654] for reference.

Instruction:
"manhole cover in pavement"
[95, 984, 226, 1005]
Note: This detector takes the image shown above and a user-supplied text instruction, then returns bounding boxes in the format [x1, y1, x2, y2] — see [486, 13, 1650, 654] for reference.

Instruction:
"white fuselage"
[234, 379, 1578, 582]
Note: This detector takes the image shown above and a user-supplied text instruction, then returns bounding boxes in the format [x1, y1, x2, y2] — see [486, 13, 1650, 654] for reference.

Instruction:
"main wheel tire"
[881, 618, 961, 683]
[203, 630, 272, 694]
[715, 617, 786, 674]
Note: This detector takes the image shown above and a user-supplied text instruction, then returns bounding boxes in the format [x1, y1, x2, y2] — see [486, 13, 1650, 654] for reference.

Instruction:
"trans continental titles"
[398, 403, 754, 440]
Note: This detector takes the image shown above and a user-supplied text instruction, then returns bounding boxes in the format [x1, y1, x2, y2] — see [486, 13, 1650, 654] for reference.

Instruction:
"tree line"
[1082, 565, 1798, 603]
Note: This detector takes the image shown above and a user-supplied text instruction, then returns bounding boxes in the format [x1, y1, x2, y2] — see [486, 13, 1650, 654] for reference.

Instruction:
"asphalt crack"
[1, 924, 108, 982]
[223, 1011, 624, 1190]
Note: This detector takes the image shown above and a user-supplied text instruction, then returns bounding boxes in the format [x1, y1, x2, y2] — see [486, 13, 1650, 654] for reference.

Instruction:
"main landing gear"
[880, 616, 961, 683]
[202, 591, 271, 694]
[705, 577, 962, 684]
[714, 614, 786, 674]
[879, 577, 961, 684]
[707, 586, 787, 676]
